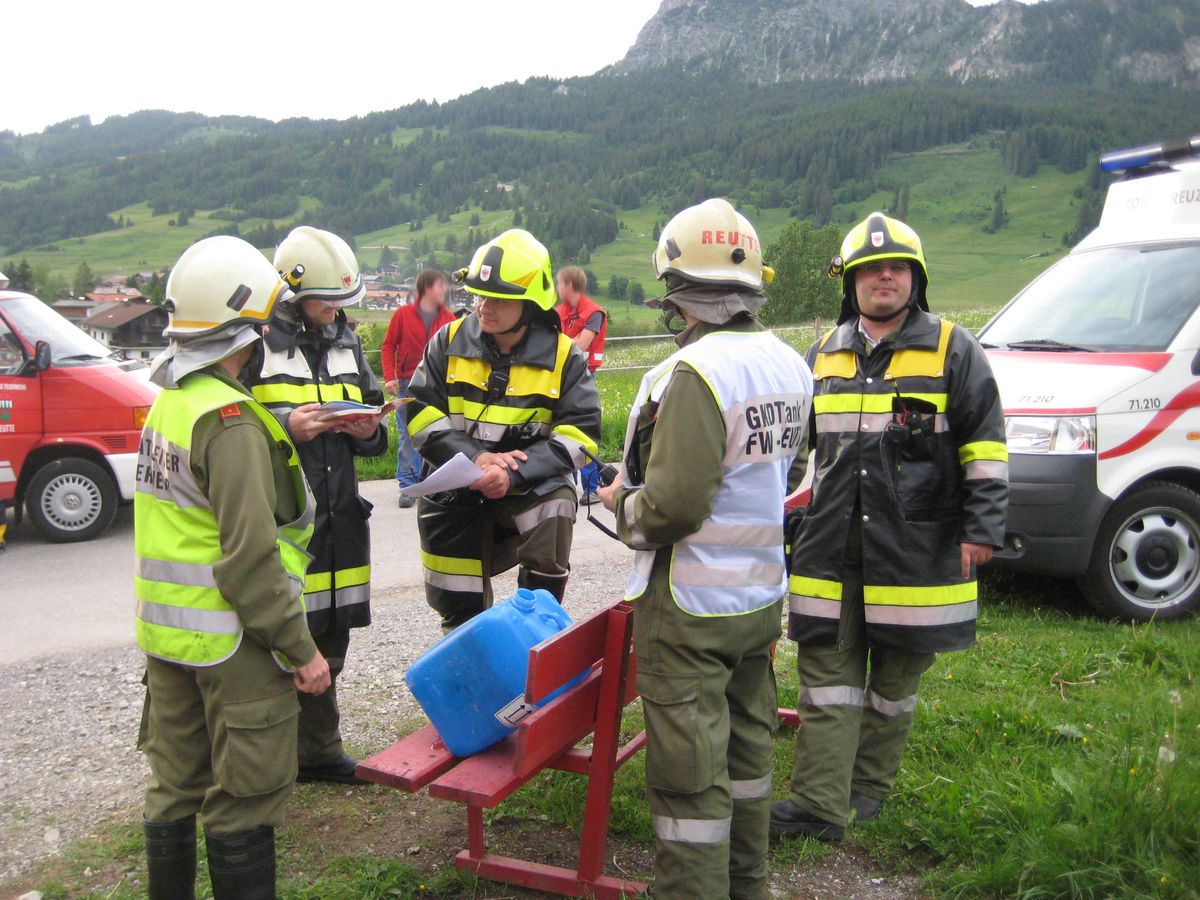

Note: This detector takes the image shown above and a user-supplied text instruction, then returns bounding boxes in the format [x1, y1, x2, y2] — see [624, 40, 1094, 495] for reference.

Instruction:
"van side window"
[0, 320, 25, 375]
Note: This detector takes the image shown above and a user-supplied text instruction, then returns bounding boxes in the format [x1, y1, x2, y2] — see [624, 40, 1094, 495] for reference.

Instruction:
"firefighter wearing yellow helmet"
[771, 213, 1008, 843]
[138, 235, 331, 898]
[239, 225, 389, 786]
[597, 199, 813, 898]
[407, 229, 602, 630]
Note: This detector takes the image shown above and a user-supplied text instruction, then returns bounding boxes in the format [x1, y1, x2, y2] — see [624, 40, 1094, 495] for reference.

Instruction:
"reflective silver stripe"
[800, 685, 865, 708]
[866, 600, 977, 626]
[424, 569, 485, 594]
[135, 557, 217, 588]
[865, 689, 918, 717]
[550, 433, 586, 467]
[304, 589, 332, 612]
[333, 582, 371, 607]
[652, 815, 731, 844]
[412, 417, 453, 450]
[672, 560, 784, 588]
[731, 773, 773, 800]
[514, 498, 578, 534]
[964, 459, 1009, 481]
[136, 599, 240, 635]
[816, 411, 948, 435]
[689, 520, 781, 547]
[789, 594, 842, 619]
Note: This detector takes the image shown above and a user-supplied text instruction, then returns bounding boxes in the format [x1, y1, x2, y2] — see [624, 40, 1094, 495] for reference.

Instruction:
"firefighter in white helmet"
[406, 229, 601, 630]
[240, 226, 388, 785]
[598, 199, 813, 898]
[136, 235, 330, 899]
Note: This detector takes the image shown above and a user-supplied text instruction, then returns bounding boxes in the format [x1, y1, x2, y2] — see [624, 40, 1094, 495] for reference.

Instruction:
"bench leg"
[457, 850, 646, 899]
[466, 804, 486, 860]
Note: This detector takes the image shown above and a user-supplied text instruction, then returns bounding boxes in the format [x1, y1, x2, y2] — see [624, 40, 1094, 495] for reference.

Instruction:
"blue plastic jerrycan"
[405, 588, 586, 757]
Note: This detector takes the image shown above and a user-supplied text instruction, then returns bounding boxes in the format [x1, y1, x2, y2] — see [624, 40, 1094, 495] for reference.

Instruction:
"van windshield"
[0, 294, 117, 366]
[980, 244, 1200, 352]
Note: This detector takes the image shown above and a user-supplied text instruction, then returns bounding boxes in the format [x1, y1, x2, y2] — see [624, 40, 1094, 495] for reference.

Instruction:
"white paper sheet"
[398, 452, 484, 498]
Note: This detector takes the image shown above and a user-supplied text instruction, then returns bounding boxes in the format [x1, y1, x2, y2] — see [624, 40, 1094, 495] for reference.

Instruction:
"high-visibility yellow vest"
[134, 373, 313, 666]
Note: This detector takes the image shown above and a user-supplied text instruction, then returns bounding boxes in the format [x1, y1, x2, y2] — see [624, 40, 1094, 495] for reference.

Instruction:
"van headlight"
[1004, 415, 1096, 453]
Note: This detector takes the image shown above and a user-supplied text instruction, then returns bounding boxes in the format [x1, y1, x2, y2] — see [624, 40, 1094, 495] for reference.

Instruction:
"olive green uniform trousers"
[787, 526, 936, 826]
[634, 554, 782, 900]
[140, 640, 300, 834]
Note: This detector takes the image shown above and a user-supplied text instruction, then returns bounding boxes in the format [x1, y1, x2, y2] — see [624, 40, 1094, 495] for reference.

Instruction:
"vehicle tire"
[1079, 481, 1200, 621]
[25, 458, 118, 543]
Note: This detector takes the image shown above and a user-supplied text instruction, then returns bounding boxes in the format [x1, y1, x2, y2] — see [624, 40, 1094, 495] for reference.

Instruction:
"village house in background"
[79, 298, 168, 360]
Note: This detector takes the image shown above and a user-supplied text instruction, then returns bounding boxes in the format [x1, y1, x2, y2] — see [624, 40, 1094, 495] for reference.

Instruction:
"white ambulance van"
[979, 136, 1200, 620]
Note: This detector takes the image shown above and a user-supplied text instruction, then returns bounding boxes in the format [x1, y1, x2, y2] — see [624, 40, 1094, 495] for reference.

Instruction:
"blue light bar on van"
[1100, 135, 1200, 173]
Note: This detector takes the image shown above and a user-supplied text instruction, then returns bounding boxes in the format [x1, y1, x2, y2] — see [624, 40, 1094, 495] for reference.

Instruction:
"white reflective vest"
[623, 329, 814, 616]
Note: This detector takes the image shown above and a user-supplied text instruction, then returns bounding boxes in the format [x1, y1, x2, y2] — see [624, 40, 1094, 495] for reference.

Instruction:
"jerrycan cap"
[510, 588, 536, 612]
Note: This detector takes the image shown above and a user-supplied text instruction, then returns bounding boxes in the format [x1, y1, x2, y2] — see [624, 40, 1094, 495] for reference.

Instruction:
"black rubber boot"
[205, 825, 276, 900]
[144, 816, 197, 900]
[518, 567, 569, 603]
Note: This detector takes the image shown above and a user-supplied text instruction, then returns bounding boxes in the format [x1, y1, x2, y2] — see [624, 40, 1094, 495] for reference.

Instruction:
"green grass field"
[8, 142, 1080, 324]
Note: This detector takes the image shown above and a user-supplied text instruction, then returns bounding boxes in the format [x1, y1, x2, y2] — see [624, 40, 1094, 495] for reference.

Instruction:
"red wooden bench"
[357, 599, 649, 898]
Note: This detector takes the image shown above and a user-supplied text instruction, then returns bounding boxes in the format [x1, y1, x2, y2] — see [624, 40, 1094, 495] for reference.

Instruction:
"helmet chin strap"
[854, 291, 916, 324]
[497, 302, 533, 335]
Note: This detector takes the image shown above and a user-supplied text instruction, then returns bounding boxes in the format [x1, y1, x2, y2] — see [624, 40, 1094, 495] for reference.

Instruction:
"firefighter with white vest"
[241, 226, 388, 784]
[770, 213, 1008, 842]
[407, 229, 601, 630]
[598, 198, 813, 899]
[136, 236, 330, 899]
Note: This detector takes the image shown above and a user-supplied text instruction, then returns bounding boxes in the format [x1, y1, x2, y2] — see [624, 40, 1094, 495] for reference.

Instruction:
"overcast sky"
[6, 0, 1038, 136]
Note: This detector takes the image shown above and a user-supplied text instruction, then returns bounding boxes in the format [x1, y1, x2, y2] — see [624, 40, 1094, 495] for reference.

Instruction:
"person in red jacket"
[382, 269, 456, 507]
[556, 265, 607, 500]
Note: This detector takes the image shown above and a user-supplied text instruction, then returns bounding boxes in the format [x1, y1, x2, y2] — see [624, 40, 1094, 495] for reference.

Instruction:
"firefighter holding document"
[770, 213, 1008, 842]
[598, 198, 813, 899]
[135, 236, 330, 899]
[407, 229, 601, 631]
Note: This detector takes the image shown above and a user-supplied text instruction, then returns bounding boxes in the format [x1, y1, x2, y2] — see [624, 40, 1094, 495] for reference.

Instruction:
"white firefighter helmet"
[163, 236, 289, 337]
[652, 198, 771, 292]
[273, 226, 364, 307]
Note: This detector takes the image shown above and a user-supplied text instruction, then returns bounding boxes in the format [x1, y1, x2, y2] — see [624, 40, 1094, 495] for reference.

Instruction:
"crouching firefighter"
[598, 198, 814, 899]
[407, 229, 602, 631]
[135, 236, 331, 899]
[770, 212, 1008, 843]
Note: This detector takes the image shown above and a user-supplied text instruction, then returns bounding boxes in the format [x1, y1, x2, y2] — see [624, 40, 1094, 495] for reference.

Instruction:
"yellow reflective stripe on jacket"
[551, 422, 599, 457]
[250, 381, 363, 406]
[447, 396, 553, 426]
[304, 564, 371, 592]
[958, 440, 1009, 464]
[813, 392, 948, 414]
[863, 581, 977, 607]
[813, 348, 857, 379]
[420, 550, 484, 576]
[789, 575, 843, 601]
[885, 320, 954, 379]
[408, 405, 448, 438]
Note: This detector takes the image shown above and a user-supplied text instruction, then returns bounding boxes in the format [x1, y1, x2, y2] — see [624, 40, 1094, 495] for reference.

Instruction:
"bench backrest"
[514, 602, 638, 779]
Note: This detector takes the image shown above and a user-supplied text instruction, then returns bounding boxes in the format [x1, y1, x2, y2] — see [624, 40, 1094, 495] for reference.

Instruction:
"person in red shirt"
[382, 269, 456, 507]
[556, 266, 607, 499]
[556, 266, 606, 372]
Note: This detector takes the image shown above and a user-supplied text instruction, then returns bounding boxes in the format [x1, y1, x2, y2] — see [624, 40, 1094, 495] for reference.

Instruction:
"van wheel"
[1080, 481, 1200, 621]
[26, 458, 118, 543]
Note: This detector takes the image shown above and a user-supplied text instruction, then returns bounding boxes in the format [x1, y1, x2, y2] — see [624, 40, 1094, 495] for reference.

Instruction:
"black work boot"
[850, 790, 885, 822]
[205, 825, 276, 900]
[518, 567, 569, 603]
[144, 815, 197, 900]
[768, 799, 844, 843]
[297, 752, 367, 785]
